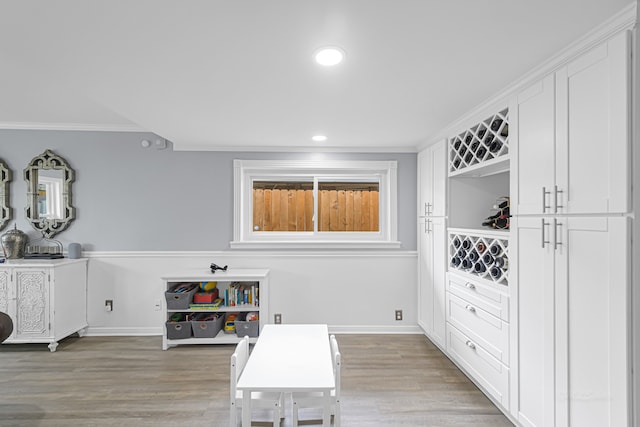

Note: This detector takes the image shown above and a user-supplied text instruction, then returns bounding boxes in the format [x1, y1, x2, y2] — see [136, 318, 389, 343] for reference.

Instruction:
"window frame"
[231, 159, 400, 249]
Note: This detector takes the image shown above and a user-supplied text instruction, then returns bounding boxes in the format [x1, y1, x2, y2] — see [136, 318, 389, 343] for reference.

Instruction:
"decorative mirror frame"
[24, 149, 76, 238]
[0, 158, 12, 231]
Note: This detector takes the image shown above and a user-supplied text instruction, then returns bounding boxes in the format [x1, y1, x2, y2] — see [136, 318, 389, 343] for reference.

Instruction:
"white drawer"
[447, 272, 509, 321]
[447, 292, 509, 365]
[447, 323, 510, 410]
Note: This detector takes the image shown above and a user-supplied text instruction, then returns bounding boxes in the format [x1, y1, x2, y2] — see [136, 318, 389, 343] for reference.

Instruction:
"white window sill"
[229, 240, 402, 250]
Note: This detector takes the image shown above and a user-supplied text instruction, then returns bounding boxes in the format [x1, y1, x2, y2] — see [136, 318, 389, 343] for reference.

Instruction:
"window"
[232, 159, 399, 249]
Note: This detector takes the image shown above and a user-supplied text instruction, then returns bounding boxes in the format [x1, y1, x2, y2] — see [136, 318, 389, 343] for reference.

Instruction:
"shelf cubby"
[448, 228, 509, 286]
[449, 108, 509, 177]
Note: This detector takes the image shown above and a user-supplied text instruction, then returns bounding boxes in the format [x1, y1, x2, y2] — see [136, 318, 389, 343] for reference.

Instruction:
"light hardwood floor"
[0, 334, 513, 427]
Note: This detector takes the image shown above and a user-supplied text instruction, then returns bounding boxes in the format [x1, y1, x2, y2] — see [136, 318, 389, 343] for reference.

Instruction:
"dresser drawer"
[447, 292, 509, 365]
[447, 272, 509, 321]
[447, 323, 510, 410]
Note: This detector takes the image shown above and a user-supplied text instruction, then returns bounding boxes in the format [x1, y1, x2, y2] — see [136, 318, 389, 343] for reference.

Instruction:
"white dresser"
[0, 258, 88, 352]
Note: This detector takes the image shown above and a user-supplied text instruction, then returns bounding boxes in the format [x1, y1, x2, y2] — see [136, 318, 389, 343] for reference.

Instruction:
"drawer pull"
[464, 282, 476, 290]
[465, 340, 476, 350]
[465, 304, 476, 313]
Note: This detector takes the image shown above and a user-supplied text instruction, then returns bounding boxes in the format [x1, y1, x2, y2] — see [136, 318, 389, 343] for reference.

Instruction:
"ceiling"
[0, 0, 634, 152]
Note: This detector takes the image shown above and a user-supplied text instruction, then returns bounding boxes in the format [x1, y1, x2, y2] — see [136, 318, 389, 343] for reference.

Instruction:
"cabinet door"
[430, 140, 447, 217]
[512, 74, 556, 216]
[0, 269, 10, 315]
[511, 217, 556, 427]
[431, 217, 447, 347]
[417, 218, 434, 336]
[554, 217, 629, 427]
[418, 216, 446, 348]
[14, 269, 50, 339]
[418, 140, 447, 217]
[555, 31, 630, 215]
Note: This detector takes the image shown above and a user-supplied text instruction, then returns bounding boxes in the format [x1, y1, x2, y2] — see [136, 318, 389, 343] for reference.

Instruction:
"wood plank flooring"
[0, 334, 513, 427]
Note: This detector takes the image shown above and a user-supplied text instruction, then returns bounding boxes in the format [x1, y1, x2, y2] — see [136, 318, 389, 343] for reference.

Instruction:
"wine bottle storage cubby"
[449, 108, 509, 174]
[449, 230, 509, 285]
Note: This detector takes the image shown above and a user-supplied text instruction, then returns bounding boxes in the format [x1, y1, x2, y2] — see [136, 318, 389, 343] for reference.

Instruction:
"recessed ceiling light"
[314, 47, 345, 66]
[312, 135, 328, 142]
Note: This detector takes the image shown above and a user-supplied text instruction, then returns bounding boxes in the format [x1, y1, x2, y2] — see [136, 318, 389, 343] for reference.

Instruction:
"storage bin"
[190, 313, 224, 338]
[165, 283, 199, 310]
[166, 320, 192, 340]
[236, 319, 259, 338]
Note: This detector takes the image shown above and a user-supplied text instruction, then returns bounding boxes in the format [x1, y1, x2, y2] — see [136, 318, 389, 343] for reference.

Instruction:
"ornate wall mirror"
[0, 158, 12, 231]
[24, 150, 76, 238]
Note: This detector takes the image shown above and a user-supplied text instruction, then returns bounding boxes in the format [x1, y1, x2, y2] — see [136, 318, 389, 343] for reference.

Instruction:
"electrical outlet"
[105, 300, 113, 312]
[154, 300, 162, 311]
[395, 309, 403, 321]
[274, 313, 282, 324]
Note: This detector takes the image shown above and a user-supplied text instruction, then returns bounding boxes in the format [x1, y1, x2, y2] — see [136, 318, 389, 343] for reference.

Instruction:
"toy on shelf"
[482, 196, 510, 230]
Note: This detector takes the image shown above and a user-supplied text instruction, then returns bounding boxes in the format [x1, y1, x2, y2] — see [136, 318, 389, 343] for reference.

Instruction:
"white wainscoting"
[84, 250, 419, 336]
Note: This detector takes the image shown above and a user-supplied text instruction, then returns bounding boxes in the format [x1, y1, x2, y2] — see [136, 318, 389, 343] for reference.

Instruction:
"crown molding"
[0, 121, 145, 132]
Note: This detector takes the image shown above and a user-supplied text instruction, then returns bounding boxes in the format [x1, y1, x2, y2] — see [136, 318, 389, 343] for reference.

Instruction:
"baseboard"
[86, 325, 423, 336]
[85, 327, 163, 336]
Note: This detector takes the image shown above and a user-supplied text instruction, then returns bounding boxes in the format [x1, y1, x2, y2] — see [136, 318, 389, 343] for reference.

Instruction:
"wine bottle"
[453, 139, 461, 150]
[489, 140, 503, 153]
[464, 152, 474, 164]
[457, 248, 467, 259]
[476, 242, 486, 253]
[452, 237, 461, 248]
[490, 266, 502, 280]
[468, 250, 479, 262]
[451, 256, 461, 267]
[484, 133, 494, 145]
[493, 217, 509, 229]
[476, 146, 487, 160]
[477, 128, 486, 139]
[500, 123, 509, 137]
[470, 141, 479, 153]
[482, 253, 494, 265]
[474, 262, 486, 273]
[459, 145, 467, 156]
[461, 259, 473, 270]
[489, 245, 501, 256]
[464, 134, 472, 144]
[453, 158, 461, 169]
[462, 239, 472, 250]
[494, 256, 508, 269]
[491, 118, 503, 131]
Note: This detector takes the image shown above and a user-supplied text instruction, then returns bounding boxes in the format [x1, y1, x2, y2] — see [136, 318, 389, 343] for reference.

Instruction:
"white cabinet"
[418, 216, 446, 347]
[417, 140, 447, 348]
[511, 216, 630, 427]
[161, 269, 269, 350]
[418, 140, 447, 218]
[512, 30, 631, 216]
[446, 272, 510, 408]
[0, 259, 88, 352]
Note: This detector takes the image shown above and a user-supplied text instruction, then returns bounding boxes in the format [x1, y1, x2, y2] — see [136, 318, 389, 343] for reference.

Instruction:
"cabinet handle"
[554, 219, 562, 250]
[554, 185, 564, 212]
[542, 187, 552, 213]
[465, 304, 476, 313]
[541, 219, 550, 248]
[464, 282, 476, 290]
[465, 340, 476, 350]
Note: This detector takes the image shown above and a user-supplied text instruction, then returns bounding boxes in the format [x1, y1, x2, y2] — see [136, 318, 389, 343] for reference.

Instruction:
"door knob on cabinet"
[465, 305, 476, 313]
[465, 340, 476, 350]
[465, 283, 476, 290]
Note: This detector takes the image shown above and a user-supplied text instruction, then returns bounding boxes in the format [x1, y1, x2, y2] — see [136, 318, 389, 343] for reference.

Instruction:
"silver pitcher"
[1, 224, 28, 259]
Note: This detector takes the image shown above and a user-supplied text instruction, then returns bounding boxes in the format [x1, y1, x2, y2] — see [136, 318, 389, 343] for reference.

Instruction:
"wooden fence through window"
[252, 182, 379, 232]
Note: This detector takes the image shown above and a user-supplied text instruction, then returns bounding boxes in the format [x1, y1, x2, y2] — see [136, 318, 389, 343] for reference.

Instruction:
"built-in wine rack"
[449, 108, 509, 174]
[449, 229, 509, 285]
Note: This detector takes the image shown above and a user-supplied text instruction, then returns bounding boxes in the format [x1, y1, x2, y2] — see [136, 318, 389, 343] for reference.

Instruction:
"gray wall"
[1, 130, 417, 251]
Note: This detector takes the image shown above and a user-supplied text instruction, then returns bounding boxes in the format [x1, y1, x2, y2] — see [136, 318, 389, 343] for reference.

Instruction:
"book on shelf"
[223, 282, 260, 308]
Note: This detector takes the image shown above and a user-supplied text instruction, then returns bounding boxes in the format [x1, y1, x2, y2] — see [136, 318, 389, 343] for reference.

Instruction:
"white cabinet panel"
[512, 31, 631, 216]
[511, 217, 630, 427]
[511, 217, 556, 427]
[556, 31, 631, 215]
[512, 74, 555, 216]
[555, 217, 630, 427]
